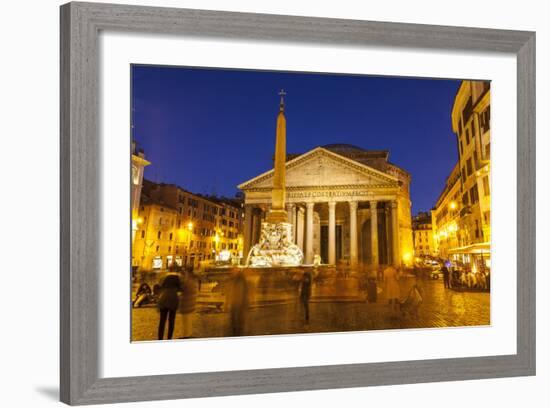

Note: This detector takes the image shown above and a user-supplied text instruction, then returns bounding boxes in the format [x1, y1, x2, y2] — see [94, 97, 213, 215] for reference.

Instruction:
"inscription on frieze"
[288, 190, 376, 199]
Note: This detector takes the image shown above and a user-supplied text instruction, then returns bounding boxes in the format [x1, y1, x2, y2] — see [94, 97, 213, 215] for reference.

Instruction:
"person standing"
[228, 271, 249, 336]
[366, 275, 378, 303]
[441, 265, 450, 289]
[299, 271, 312, 323]
[383, 265, 401, 312]
[179, 269, 198, 339]
[157, 272, 181, 340]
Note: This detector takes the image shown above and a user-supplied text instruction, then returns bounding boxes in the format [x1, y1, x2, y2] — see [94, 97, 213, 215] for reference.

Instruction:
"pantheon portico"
[238, 144, 414, 268]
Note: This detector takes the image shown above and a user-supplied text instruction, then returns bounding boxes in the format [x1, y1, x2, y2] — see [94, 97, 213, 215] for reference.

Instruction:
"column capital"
[390, 200, 398, 209]
[369, 200, 378, 209]
[297, 205, 305, 214]
[286, 203, 295, 210]
[306, 201, 315, 210]
[328, 201, 337, 209]
[348, 200, 358, 211]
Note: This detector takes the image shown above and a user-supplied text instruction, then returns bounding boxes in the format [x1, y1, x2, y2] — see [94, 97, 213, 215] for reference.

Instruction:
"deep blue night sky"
[132, 65, 461, 214]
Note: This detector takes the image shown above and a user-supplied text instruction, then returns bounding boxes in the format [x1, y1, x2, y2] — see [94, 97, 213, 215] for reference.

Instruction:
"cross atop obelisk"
[266, 89, 289, 224]
[278, 89, 286, 110]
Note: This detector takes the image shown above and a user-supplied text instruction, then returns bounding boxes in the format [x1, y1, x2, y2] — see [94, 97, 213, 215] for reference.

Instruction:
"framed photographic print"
[60, 1, 536, 405]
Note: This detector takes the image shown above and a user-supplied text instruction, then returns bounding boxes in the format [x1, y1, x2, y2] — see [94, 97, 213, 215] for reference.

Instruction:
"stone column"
[385, 203, 392, 264]
[305, 202, 315, 264]
[391, 200, 400, 266]
[296, 206, 305, 250]
[349, 201, 358, 267]
[286, 203, 294, 224]
[286, 203, 296, 242]
[328, 201, 336, 265]
[243, 204, 253, 261]
[291, 204, 297, 242]
[370, 201, 379, 267]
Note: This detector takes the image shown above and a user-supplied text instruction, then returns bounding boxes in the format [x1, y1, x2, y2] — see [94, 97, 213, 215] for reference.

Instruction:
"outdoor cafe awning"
[448, 242, 491, 255]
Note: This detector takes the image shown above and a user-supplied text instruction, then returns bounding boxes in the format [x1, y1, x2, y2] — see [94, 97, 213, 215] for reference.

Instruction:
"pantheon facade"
[239, 144, 414, 268]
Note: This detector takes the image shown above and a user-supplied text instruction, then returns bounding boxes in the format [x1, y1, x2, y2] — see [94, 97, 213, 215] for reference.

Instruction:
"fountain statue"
[247, 90, 304, 267]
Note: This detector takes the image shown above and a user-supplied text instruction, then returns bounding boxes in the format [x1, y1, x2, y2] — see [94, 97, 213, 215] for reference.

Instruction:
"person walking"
[383, 265, 401, 313]
[299, 271, 312, 323]
[179, 269, 198, 339]
[157, 272, 181, 340]
[228, 271, 249, 336]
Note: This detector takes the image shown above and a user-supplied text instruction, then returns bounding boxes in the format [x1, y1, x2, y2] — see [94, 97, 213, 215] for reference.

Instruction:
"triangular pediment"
[238, 147, 398, 190]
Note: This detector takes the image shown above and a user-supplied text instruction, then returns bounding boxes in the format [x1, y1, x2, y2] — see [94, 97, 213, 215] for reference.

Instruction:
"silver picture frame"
[60, 2, 536, 405]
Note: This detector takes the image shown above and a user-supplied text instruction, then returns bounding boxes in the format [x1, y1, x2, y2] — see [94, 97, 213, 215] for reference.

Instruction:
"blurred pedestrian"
[441, 265, 450, 289]
[179, 269, 198, 339]
[478, 271, 487, 290]
[228, 271, 249, 336]
[377, 266, 383, 282]
[383, 265, 401, 312]
[452, 269, 460, 287]
[157, 273, 181, 340]
[299, 271, 312, 323]
[366, 275, 378, 303]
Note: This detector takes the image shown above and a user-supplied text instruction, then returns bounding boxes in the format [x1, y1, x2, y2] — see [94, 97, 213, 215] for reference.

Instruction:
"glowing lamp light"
[449, 201, 457, 210]
[187, 222, 193, 231]
[218, 250, 231, 262]
[402, 252, 412, 262]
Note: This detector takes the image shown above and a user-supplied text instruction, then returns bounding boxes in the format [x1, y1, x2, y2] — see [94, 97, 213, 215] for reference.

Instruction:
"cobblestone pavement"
[132, 277, 490, 341]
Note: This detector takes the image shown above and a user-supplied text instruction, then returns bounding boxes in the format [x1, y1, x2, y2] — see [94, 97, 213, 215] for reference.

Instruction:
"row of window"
[175, 194, 241, 219]
[460, 157, 474, 183]
[150, 240, 240, 254]
[415, 233, 431, 244]
[460, 175, 489, 207]
[140, 228, 240, 243]
[458, 99, 489, 139]
[143, 216, 241, 234]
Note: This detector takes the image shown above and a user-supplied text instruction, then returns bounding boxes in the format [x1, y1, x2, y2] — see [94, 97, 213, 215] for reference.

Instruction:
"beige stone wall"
[397, 193, 414, 265]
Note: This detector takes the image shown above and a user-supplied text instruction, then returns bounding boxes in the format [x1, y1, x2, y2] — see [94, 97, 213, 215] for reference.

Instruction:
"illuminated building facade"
[412, 211, 436, 256]
[239, 144, 414, 268]
[432, 80, 491, 270]
[131, 141, 150, 243]
[132, 180, 244, 271]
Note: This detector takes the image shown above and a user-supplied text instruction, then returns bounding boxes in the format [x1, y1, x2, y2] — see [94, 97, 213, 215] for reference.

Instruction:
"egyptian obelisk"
[266, 89, 289, 224]
[246, 89, 303, 267]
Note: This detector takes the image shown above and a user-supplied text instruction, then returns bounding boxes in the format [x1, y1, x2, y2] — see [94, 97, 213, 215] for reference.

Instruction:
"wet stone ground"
[132, 276, 490, 342]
